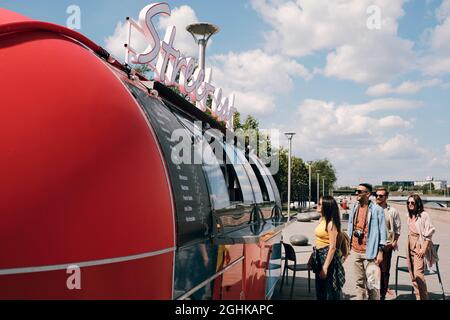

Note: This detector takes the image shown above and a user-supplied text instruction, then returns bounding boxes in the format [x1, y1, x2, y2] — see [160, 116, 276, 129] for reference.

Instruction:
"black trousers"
[315, 268, 341, 300]
[380, 244, 394, 299]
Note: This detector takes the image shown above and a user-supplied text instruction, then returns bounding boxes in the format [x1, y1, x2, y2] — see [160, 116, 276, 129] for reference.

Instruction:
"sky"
[2, 0, 450, 187]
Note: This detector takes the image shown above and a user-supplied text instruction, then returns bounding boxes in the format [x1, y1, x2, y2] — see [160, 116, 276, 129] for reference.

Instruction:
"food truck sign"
[125, 2, 236, 130]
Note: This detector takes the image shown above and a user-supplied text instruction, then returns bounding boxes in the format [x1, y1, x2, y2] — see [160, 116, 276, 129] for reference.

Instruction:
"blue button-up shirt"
[347, 201, 388, 260]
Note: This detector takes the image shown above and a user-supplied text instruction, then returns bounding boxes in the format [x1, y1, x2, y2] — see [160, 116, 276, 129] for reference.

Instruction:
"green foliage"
[338, 186, 354, 191]
[388, 185, 399, 192]
[204, 108, 226, 128]
[422, 183, 435, 194]
[233, 111, 242, 131]
[273, 150, 337, 204]
[132, 64, 152, 77]
[310, 159, 337, 188]
[242, 115, 259, 131]
[233, 113, 260, 131]
[233, 113, 338, 204]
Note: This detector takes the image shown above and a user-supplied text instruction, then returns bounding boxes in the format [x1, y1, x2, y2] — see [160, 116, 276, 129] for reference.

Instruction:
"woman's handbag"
[308, 249, 321, 274]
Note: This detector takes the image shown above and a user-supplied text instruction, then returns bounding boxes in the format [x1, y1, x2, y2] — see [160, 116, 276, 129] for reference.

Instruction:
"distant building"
[382, 181, 414, 188]
[382, 179, 448, 191]
[414, 178, 447, 190]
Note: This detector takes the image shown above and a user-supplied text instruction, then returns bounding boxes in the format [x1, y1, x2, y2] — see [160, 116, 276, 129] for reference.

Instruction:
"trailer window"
[127, 84, 212, 246]
[223, 143, 255, 204]
[259, 160, 281, 205]
[202, 130, 246, 204]
[172, 112, 231, 211]
[234, 147, 264, 204]
[249, 154, 275, 202]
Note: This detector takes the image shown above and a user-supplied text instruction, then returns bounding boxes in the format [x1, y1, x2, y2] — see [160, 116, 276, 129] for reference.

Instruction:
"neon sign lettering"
[125, 3, 236, 129]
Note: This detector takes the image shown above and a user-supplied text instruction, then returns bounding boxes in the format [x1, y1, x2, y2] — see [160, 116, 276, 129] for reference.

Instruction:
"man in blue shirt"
[347, 183, 388, 300]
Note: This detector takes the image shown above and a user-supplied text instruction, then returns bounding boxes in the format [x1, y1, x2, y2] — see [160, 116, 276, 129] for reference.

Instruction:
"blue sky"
[2, 0, 449, 186]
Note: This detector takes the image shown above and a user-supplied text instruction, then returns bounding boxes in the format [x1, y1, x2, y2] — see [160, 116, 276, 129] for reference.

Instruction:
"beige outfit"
[384, 205, 401, 245]
[352, 252, 380, 300]
[406, 211, 436, 300]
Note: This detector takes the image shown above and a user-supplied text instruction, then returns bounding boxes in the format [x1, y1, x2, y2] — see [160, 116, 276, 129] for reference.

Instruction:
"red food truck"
[0, 6, 290, 300]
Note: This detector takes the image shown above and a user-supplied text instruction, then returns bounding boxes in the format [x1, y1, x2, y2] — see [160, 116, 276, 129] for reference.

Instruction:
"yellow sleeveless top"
[315, 218, 330, 248]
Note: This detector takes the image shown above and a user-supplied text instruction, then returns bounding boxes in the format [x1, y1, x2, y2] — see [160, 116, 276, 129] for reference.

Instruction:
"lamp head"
[186, 23, 220, 43]
[284, 132, 296, 140]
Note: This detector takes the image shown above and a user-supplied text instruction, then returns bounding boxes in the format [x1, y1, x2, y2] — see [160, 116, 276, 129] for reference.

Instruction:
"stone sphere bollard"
[290, 234, 309, 246]
[297, 212, 312, 222]
[309, 212, 321, 220]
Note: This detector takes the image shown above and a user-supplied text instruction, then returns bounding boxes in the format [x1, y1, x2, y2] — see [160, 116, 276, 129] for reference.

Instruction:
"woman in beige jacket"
[406, 194, 437, 300]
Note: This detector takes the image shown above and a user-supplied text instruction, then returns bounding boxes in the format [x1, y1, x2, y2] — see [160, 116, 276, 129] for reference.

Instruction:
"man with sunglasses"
[347, 183, 387, 300]
[376, 187, 401, 300]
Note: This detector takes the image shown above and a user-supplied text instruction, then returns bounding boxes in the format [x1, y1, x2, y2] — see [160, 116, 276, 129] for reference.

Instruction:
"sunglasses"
[408, 201, 416, 205]
[355, 190, 367, 194]
[376, 194, 386, 198]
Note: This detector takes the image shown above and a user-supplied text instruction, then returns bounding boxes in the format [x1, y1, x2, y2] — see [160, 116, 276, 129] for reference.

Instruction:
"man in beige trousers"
[347, 183, 388, 300]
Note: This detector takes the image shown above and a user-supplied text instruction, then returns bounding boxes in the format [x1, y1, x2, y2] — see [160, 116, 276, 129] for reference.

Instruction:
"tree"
[222, 111, 339, 206]
[242, 115, 259, 131]
[233, 111, 242, 131]
[422, 183, 435, 194]
[273, 148, 309, 204]
[291, 157, 309, 204]
[274, 148, 288, 203]
[309, 159, 337, 201]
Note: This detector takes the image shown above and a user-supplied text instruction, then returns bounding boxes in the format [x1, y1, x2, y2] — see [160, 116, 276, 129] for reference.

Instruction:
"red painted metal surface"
[0, 9, 174, 299]
[0, 252, 174, 300]
[213, 244, 245, 300]
[244, 243, 267, 300]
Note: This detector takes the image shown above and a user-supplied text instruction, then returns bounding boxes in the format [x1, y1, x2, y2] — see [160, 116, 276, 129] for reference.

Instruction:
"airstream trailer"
[0, 6, 291, 300]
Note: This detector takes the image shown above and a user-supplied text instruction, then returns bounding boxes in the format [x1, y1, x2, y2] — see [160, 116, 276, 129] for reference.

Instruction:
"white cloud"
[367, 79, 442, 96]
[251, 0, 415, 84]
[323, 35, 415, 84]
[421, 0, 450, 75]
[105, 5, 199, 62]
[446, 144, 450, 158]
[292, 98, 420, 149]
[280, 97, 429, 185]
[344, 98, 423, 115]
[209, 49, 310, 115]
[436, 0, 450, 23]
[251, 0, 404, 57]
[378, 134, 425, 159]
[378, 115, 412, 128]
[105, 21, 147, 61]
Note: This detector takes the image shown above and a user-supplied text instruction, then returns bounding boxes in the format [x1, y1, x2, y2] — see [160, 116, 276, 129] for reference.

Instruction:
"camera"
[353, 229, 364, 245]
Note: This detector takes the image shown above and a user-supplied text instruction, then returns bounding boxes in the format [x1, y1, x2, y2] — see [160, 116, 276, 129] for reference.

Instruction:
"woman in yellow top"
[312, 196, 345, 300]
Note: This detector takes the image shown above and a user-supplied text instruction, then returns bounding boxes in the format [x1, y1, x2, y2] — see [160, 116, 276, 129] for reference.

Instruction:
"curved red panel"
[0, 16, 175, 276]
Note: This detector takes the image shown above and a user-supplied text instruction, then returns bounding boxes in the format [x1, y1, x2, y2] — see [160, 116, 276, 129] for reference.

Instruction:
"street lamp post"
[285, 133, 296, 221]
[317, 172, 320, 204]
[323, 178, 325, 197]
[308, 162, 312, 210]
[186, 23, 220, 71]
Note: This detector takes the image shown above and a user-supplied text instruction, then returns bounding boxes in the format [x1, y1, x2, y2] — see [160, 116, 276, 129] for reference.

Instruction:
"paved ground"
[272, 202, 450, 300]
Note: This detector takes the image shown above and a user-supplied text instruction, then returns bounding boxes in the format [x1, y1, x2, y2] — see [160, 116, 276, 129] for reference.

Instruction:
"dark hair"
[321, 195, 341, 232]
[407, 194, 424, 218]
[376, 187, 389, 196]
[359, 183, 373, 193]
